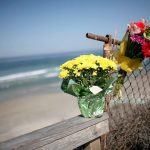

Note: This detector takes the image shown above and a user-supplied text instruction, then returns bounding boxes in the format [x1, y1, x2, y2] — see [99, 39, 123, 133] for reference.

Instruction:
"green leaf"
[68, 82, 81, 97]
[61, 78, 69, 92]
[61, 79, 81, 97]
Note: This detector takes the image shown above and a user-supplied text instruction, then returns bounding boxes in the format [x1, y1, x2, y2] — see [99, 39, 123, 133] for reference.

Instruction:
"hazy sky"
[0, 0, 150, 58]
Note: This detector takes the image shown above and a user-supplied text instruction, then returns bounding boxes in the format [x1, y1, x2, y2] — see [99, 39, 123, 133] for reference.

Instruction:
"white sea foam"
[44, 72, 59, 78]
[0, 68, 59, 83]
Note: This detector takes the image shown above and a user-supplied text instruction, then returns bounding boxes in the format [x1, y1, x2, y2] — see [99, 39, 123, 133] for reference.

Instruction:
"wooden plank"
[36, 120, 109, 150]
[0, 113, 109, 150]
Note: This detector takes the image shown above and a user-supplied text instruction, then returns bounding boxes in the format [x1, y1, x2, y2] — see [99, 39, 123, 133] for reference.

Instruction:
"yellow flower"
[76, 72, 81, 76]
[60, 60, 75, 70]
[73, 69, 81, 76]
[59, 70, 69, 78]
[77, 64, 84, 70]
[92, 72, 97, 76]
[59, 54, 117, 79]
[96, 57, 117, 70]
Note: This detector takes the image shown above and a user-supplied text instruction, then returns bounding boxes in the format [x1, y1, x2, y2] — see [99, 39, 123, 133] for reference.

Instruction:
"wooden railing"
[0, 113, 109, 150]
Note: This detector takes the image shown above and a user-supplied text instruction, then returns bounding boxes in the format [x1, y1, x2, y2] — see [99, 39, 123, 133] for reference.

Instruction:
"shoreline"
[0, 92, 80, 142]
[0, 81, 62, 102]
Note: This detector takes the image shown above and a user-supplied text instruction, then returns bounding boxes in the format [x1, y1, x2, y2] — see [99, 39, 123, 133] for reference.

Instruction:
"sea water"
[0, 50, 102, 101]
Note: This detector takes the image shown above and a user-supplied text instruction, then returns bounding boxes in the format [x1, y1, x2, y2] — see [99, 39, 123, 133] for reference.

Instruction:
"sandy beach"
[0, 92, 80, 142]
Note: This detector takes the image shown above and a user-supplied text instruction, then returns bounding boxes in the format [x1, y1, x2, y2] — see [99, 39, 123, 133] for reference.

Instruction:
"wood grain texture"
[0, 113, 109, 150]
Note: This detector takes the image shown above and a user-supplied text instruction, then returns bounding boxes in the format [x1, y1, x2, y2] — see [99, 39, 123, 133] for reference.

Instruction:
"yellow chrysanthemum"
[59, 70, 69, 79]
[73, 69, 81, 77]
[96, 57, 117, 70]
[92, 72, 97, 76]
[59, 54, 117, 79]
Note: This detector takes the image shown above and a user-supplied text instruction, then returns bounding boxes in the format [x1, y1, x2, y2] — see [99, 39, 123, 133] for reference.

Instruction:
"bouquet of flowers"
[59, 54, 117, 117]
[114, 19, 150, 98]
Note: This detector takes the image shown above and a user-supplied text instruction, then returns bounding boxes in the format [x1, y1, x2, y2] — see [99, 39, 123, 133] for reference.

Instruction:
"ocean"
[0, 50, 102, 101]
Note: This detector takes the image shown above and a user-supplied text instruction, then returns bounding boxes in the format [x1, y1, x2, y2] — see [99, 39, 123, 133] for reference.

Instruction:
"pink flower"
[128, 19, 146, 35]
[130, 35, 144, 44]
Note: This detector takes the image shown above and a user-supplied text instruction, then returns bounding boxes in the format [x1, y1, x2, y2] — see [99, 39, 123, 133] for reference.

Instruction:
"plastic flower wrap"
[59, 54, 117, 117]
[114, 19, 150, 98]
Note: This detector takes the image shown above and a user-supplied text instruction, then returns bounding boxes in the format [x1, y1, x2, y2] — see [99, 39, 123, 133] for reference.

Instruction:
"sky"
[0, 0, 150, 58]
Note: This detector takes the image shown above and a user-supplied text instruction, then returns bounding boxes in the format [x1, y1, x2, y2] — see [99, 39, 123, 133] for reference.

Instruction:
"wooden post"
[103, 34, 113, 59]
[102, 34, 113, 150]
[103, 34, 113, 112]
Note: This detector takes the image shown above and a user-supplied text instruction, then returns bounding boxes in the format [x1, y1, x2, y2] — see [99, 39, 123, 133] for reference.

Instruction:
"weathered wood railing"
[0, 113, 109, 150]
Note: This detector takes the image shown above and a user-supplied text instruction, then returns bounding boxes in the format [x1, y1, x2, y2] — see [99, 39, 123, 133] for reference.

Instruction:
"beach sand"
[0, 92, 80, 142]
